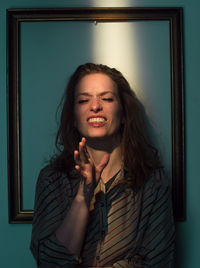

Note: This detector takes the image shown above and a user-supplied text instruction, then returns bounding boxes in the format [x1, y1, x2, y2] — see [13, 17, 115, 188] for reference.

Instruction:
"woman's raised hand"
[74, 137, 110, 194]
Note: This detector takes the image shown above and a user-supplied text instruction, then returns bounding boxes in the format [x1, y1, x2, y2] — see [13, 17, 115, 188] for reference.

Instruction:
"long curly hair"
[50, 63, 162, 190]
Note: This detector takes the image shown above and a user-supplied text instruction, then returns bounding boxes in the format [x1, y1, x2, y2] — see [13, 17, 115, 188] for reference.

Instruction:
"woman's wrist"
[76, 180, 94, 208]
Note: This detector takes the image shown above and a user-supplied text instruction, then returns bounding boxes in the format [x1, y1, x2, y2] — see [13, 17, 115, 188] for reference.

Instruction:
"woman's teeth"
[88, 117, 105, 123]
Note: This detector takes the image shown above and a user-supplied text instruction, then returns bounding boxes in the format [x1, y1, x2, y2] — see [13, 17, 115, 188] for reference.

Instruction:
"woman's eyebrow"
[99, 91, 115, 96]
[75, 91, 115, 97]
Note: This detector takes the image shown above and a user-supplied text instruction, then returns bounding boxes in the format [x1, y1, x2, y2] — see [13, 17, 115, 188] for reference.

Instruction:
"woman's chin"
[85, 133, 121, 144]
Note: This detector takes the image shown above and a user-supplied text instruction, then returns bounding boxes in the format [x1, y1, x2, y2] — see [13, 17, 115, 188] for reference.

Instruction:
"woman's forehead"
[75, 73, 118, 96]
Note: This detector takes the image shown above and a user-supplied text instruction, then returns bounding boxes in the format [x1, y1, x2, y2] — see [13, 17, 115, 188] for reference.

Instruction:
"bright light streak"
[91, 22, 141, 95]
[91, 21, 172, 176]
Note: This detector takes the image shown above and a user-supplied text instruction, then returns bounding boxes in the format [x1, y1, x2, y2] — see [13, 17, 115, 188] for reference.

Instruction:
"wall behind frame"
[20, 19, 171, 210]
[1, 0, 200, 268]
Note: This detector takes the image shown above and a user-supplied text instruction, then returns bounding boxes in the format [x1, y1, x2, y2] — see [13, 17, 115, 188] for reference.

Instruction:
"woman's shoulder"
[144, 169, 172, 194]
[38, 165, 64, 182]
[37, 164, 81, 188]
[135, 169, 173, 209]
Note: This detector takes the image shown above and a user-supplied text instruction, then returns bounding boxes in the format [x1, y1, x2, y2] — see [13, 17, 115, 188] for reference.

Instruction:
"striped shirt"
[30, 166, 175, 267]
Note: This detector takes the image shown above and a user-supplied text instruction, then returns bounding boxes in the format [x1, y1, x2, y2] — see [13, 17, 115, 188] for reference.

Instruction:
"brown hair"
[50, 63, 162, 190]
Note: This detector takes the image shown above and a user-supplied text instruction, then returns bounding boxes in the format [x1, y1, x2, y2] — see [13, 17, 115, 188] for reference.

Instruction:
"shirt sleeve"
[30, 166, 80, 268]
[134, 178, 175, 268]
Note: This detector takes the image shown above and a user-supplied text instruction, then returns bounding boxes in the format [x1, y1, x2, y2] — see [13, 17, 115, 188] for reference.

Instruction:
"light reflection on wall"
[91, 22, 140, 95]
[91, 21, 172, 178]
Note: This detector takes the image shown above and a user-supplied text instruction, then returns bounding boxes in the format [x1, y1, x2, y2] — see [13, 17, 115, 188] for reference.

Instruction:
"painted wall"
[0, 0, 199, 267]
[20, 19, 171, 209]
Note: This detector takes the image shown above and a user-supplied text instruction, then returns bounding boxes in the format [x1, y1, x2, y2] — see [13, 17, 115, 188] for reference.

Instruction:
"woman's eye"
[78, 99, 88, 104]
[102, 98, 113, 102]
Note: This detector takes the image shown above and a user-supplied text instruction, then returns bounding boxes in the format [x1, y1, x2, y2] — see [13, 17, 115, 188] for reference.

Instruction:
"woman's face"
[74, 73, 123, 142]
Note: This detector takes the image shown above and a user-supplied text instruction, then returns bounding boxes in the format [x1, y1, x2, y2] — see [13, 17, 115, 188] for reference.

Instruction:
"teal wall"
[1, 0, 200, 267]
[20, 19, 171, 209]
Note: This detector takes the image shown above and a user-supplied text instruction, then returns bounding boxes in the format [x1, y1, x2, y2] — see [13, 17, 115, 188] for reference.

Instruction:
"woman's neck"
[86, 136, 123, 183]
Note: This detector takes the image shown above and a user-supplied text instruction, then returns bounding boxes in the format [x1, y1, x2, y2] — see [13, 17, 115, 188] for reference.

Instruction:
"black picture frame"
[7, 7, 185, 223]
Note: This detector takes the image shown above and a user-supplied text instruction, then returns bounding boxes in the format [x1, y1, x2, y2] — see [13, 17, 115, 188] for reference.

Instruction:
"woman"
[30, 63, 175, 267]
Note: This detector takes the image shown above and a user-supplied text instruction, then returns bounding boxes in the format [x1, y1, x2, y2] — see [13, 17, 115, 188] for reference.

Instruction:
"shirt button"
[96, 255, 100, 260]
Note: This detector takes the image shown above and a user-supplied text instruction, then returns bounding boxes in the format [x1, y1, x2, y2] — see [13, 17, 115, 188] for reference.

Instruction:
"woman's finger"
[79, 138, 89, 163]
[75, 165, 80, 172]
[74, 150, 80, 164]
[81, 137, 92, 163]
[84, 146, 91, 161]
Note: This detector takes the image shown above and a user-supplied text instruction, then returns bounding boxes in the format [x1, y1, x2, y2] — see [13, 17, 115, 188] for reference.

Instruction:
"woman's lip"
[88, 121, 106, 127]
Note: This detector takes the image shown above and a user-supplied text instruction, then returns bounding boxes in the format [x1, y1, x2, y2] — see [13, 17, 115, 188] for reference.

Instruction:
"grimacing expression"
[73, 73, 123, 141]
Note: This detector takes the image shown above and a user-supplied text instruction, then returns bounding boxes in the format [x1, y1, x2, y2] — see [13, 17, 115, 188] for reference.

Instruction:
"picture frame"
[7, 7, 185, 223]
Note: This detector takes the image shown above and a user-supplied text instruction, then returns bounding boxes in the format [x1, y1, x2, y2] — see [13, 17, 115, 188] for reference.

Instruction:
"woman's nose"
[90, 98, 102, 112]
